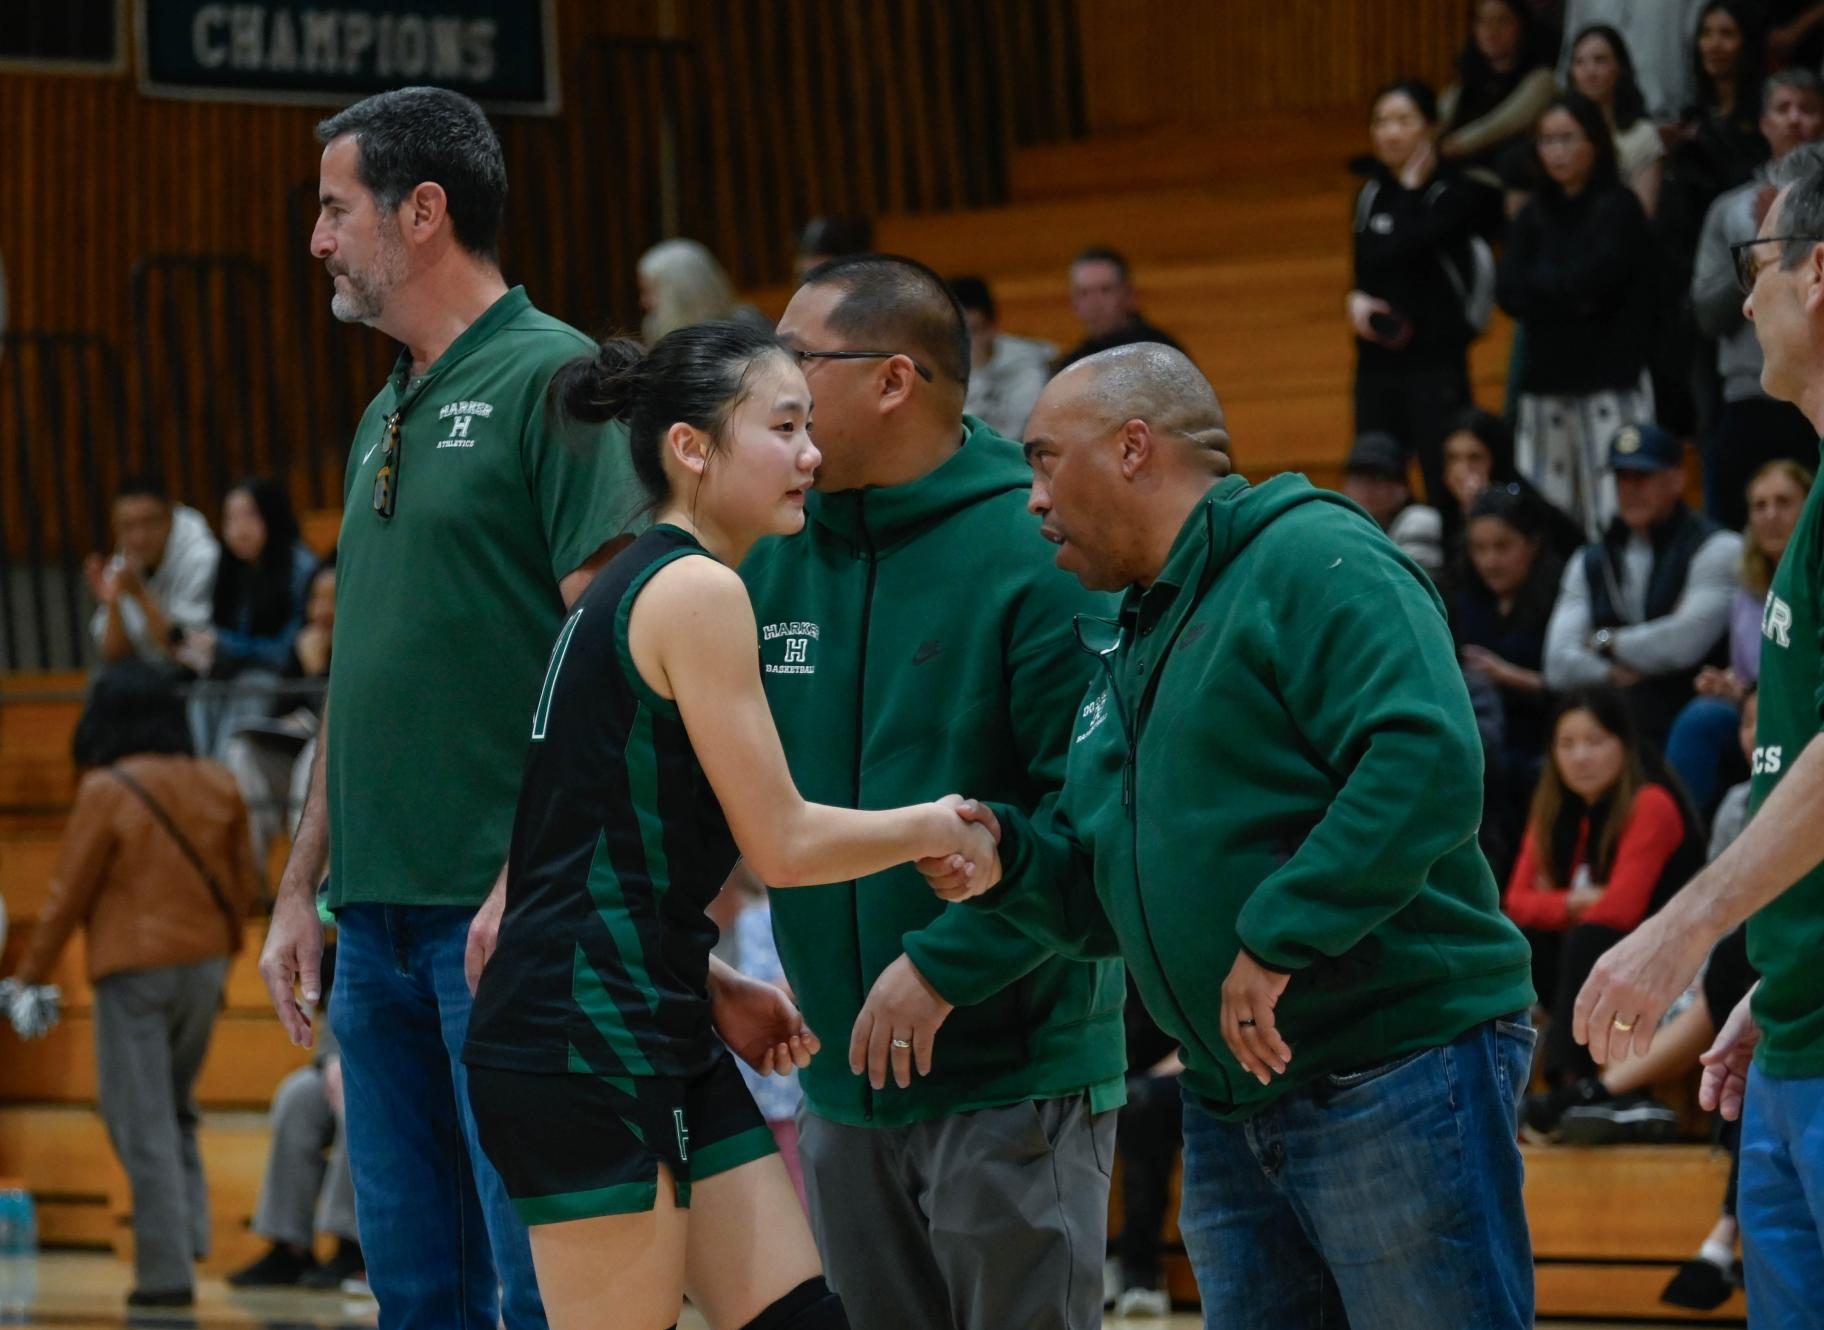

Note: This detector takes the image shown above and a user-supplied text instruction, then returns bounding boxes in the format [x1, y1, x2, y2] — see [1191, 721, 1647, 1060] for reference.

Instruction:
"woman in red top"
[1504, 686, 1705, 1136]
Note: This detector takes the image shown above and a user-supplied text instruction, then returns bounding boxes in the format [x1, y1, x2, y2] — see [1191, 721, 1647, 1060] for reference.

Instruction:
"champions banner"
[136, 0, 559, 113]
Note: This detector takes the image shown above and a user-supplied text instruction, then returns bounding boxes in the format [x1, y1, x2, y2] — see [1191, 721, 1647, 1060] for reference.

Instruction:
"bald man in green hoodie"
[927, 344, 1539, 1330]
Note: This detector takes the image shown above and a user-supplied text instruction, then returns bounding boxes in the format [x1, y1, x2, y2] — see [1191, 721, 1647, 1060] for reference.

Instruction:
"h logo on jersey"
[762, 620, 819, 676]
[673, 1109, 690, 1161]
[437, 398, 492, 449]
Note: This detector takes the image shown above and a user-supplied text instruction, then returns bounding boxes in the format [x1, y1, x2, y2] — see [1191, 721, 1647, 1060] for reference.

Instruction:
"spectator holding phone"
[1350, 79, 1488, 515]
[84, 474, 219, 667]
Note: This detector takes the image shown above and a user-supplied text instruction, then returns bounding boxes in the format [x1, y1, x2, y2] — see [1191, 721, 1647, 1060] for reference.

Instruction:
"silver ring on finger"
[891, 1037, 913, 1049]
[1237, 1017, 1257, 1028]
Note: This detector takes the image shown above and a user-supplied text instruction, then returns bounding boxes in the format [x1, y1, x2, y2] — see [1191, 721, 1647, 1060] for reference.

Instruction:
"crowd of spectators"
[18, 8, 1824, 1313]
[75, 472, 335, 874]
[1337, 2, 1824, 1309]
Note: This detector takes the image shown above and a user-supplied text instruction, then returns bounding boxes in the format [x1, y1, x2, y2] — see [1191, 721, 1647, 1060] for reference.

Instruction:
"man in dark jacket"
[743, 255, 1126, 1330]
[928, 343, 1538, 1329]
[1543, 422, 1742, 749]
[1349, 78, 1487, 514]
[1055, 246, 1184, 370]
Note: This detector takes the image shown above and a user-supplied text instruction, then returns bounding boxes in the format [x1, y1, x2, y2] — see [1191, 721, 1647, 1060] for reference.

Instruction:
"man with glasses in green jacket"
[742, 255, 1126, 1330]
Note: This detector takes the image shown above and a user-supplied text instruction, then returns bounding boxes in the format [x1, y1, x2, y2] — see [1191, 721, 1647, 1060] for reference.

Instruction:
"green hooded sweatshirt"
[740, 418, 1128, 1127]
[979, 473, 1535, 1119]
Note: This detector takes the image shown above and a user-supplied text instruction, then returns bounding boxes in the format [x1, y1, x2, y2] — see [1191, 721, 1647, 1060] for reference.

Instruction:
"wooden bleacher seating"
[299, 508, 341, 561]
[0, 1105, 295, 1272]
[1529, 1144, 1747, 1320]
[734, 117, 1519, 496]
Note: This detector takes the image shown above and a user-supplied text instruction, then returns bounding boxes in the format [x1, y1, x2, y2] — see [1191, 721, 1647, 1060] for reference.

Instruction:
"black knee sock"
[738, 1276, 849, 1330]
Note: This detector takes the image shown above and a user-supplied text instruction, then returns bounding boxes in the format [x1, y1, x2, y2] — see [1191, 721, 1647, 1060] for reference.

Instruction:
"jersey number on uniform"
[532, 609, 585, 741]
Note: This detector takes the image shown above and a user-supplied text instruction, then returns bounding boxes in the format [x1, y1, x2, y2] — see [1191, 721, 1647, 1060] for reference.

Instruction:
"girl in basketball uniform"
[464, 321, 994, 1330]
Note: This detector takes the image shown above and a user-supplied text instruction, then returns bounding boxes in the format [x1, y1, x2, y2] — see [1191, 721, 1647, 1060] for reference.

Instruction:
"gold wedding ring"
[1612, 1016, 1637, 1032]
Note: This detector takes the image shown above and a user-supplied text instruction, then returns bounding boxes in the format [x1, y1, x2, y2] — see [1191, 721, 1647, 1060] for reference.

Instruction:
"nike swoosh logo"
[362, 437, 384, 466]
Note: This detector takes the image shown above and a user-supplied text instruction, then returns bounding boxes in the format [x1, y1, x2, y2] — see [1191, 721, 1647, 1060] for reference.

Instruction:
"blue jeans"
[1740, 1065, 1824, 1329]
[1665, 695, 1743, 813]
[330, 904, 546, 1330]
[1178, 1016, 1535, 1330]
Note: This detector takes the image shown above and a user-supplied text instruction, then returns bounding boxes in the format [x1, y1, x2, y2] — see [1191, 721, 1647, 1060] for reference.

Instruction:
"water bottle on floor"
[0, 1181, 38, 1324]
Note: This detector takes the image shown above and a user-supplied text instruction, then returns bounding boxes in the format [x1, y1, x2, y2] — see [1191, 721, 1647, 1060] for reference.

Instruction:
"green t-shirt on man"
[1747, 437, 1824, 1079]
[325, 286, 640, 910]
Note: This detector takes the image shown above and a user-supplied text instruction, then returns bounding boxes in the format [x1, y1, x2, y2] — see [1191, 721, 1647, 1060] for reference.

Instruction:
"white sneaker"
[1114, 1286, 1170, 1318]
[1103, 1258, 1122, 1309]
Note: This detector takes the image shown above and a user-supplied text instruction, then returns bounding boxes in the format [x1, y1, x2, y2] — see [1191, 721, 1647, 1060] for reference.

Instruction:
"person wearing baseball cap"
[1341, 431, 1445, 574]
[1543, 422, 1743, 748]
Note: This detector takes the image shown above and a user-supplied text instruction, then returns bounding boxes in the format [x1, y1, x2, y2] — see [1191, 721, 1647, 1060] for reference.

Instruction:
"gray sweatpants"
[92, 957, 228, 1294]
[799, 1094, 1116, 1330]
[251, 1063, 358, 1248]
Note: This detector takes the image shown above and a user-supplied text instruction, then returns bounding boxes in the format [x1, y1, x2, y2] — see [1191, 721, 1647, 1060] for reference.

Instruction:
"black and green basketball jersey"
[465, 524, 740, 1080]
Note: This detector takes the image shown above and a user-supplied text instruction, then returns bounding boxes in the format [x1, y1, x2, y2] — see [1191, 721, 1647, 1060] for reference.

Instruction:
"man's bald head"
[1023, 342, 1236, 591]
[1042, 342, 1231, 470]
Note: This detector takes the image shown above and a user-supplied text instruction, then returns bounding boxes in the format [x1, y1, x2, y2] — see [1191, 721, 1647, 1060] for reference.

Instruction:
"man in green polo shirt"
[257, 88, 637, 1329]
[1574, 154, 1824, 1323]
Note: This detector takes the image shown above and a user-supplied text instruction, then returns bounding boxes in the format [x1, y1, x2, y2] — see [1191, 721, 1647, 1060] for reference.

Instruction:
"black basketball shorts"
[468, 1050, 776, 1225]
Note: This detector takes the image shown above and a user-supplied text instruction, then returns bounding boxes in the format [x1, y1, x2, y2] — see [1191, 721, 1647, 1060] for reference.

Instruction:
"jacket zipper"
[1084, 630, 1189, 1074]
[853, 498, 878, 1122]
[1122, 536, 1232, 1100]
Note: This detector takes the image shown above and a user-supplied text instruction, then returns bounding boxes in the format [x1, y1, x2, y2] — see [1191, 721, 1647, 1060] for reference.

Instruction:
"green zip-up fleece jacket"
[741, 418, 1128, 1127]
[979, 473, 1535, 1119]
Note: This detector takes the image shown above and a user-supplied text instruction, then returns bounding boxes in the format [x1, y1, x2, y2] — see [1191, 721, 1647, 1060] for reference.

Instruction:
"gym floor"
[8, 1253, 1729, 1329]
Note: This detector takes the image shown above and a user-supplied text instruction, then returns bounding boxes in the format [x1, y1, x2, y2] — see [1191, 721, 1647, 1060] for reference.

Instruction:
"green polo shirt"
[325, 286, 641, 910]
[1747, 438, 1824, 1078]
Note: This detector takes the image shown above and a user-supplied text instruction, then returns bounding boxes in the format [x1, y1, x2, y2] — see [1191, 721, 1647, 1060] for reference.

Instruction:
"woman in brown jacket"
[5, 661, 260, 1308]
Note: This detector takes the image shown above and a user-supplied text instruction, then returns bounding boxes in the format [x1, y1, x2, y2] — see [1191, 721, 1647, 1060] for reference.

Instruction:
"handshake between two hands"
[709, 796, 1003, 1096]
[714, 794, 1298, 1092]
[916, 795, 1296, 1090]
[915, 796, 1003, 901]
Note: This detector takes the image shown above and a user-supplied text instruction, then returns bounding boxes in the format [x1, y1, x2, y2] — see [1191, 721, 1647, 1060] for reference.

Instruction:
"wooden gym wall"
[0, 0, 1081, 553]
[1076, 0, 1467, 132]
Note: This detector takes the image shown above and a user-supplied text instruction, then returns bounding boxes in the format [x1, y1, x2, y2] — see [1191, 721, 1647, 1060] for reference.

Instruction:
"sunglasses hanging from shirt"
[372, 410, 403, 519]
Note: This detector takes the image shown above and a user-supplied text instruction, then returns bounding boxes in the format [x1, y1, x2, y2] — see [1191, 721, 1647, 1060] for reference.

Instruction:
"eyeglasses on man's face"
[794, 348, 935, 383]
[1730, 236, 1824, 295]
